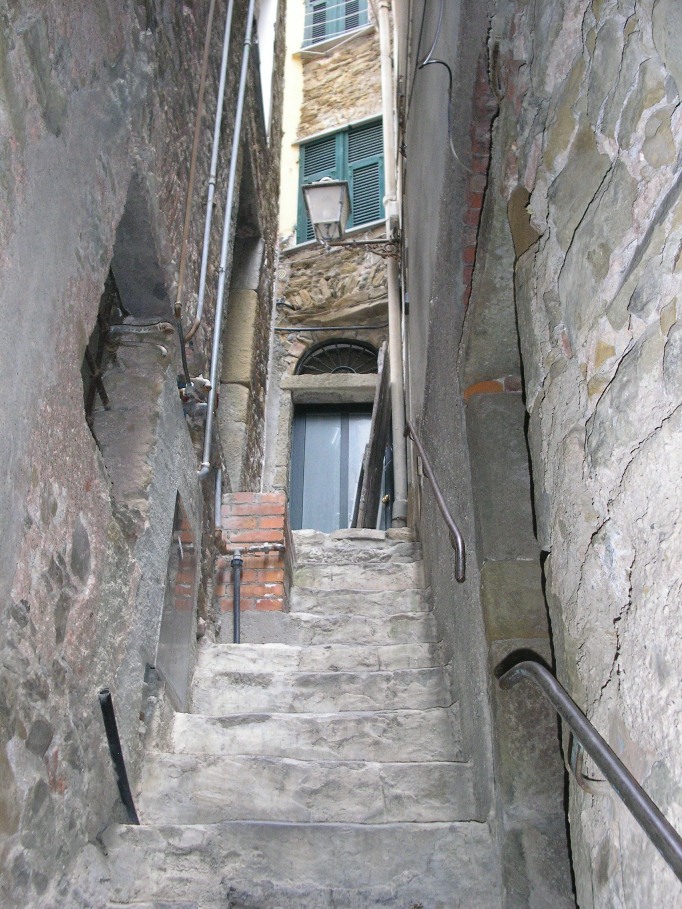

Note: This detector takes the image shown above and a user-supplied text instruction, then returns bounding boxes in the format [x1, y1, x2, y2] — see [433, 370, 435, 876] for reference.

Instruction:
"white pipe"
[186, 0, 236, 342]
[214, 467, 223, 532]
[199, 0, 258, 478]
[378, 0, 407, 525]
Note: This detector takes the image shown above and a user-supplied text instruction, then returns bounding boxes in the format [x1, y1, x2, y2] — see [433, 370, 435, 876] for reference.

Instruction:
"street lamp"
[302, 178, 400, 259]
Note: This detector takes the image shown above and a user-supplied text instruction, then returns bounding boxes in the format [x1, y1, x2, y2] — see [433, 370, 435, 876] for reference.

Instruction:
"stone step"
[219, 609, 439, 646]
[292, 560, 425, 591]
[137, 754, 476, 825]
[292, 529, 422, 565]
[289, 586, 429, 615]
[171, 704, 465, 761]
[102, 820, 501, 908]
[190, 665, 453, 715]
[195, 641, 441, 673]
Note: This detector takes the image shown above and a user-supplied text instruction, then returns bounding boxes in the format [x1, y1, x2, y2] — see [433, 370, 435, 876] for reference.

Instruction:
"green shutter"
[348, 120, 383, 162]
[347, 121, 384, 228]
[296, 119, 384, 243]
[349, 160, 383, 226]
[297, 133, 341, 243]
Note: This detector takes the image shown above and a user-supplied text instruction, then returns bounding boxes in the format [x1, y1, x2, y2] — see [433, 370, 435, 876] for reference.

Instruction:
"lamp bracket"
[322, 232, 401, 260]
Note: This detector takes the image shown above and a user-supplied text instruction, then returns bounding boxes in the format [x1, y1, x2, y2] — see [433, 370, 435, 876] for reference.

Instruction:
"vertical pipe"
[378, 0, 408, 525]
[214, 467, 223, 532]
[231, 548, 243, 644]
[186, 0, 236, 341]
[98, 689, 140, 825]
[199, 0, 258, 477]
[175, 0, 218, 322]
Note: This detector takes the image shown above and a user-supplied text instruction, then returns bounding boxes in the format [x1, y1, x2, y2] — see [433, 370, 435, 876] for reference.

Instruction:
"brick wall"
[215, 492, 293, 614]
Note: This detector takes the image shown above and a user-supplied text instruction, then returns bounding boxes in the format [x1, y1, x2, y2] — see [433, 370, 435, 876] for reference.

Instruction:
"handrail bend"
[497, 660, 682, 882]
[404, 420, 465, 582]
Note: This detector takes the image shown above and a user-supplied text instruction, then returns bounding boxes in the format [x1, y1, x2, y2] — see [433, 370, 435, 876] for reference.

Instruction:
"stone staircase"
[100, 529, 501, 908]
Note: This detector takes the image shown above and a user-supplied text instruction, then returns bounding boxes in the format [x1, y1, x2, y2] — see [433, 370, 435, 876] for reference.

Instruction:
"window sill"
[295, 25, 374, 59]
[282, 219, 387, 256]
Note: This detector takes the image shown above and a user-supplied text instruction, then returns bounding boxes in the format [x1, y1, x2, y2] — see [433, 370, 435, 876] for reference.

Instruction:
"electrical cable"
[406, 0, 471, 171]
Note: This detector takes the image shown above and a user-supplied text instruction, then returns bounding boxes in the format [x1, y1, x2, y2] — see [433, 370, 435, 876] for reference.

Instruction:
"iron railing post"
[98, 688, 140, 825]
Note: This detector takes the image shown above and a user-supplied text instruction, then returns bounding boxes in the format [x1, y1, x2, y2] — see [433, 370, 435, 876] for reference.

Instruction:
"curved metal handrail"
[404, 420, 465, 582]
[497, 659, 682, 882]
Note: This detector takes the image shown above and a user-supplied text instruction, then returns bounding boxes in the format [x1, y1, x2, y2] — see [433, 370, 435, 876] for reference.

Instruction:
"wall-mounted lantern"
[302, 178, 400, 259]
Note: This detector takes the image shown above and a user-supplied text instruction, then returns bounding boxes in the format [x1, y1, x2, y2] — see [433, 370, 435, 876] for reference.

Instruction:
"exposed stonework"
[0, 1, 285, 906]
[487, 1, 682, 905]
[298, 30, 382, 138]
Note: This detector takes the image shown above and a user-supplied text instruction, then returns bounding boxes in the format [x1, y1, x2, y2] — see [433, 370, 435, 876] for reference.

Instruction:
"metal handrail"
[404, 420, 465, 581]
[497, 659, 682, 882]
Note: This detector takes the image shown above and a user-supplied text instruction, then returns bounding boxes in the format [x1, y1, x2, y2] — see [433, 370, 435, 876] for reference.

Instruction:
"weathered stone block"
[466, 394, 539, 562]
[222, 289, 259, 385]
[480, 559, 549, 642]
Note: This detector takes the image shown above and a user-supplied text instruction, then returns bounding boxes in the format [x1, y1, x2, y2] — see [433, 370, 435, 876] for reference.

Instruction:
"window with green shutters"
[297, 119, 384, 243]
[303, 1, 369, 47]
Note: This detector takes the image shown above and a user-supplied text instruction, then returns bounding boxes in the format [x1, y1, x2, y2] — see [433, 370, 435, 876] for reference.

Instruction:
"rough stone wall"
[489, 1, 682, 905]
[0, 2, 280, 906]
[298, 29, 381, 138]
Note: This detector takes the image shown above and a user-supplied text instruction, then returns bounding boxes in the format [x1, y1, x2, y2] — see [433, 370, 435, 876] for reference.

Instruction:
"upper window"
[303, 0, 369, 47]
[297, 119, 385, 243]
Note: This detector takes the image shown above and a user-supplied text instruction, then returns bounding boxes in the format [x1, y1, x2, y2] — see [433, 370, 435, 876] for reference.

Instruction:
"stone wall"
[298, 30, 381, 138]
[488, 1, 682, 905]
[0, 2, 282, 906]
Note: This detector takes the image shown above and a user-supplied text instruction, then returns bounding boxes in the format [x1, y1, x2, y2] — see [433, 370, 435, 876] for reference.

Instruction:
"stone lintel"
[281, 373, 377, 404]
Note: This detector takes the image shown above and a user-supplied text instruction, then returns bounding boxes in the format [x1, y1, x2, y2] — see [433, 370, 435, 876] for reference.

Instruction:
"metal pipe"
[98, 689, 140, 825]
[405, 419, 465, 581]
[497, 660, 682, 883]
[198, 0, 257, 478]
[186, 0, 236, 342]
[174, 0, 217, 324]
[214, 467, 223, 532]
[175, 313, 192, 387]
[378, 0, 408, 526]
[231, 548, 243, 644]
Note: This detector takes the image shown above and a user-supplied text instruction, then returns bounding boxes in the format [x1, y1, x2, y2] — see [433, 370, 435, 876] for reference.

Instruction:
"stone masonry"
[485, 2, 682, 905]
[0, 2, 285, 906]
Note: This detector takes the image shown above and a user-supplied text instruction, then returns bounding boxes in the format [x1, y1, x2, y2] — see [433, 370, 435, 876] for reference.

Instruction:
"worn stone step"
[196, 641, 441, 673]
[137, 754, 476, 825]
[292, 560, 425, 591]
[102, 820, 501, 908]
[219, 609, 439, 646]
[190, 665, 453, 715]
[171, 704, 465, 761]
[292, 529, 422, 565]
[288, 586, 429, 616]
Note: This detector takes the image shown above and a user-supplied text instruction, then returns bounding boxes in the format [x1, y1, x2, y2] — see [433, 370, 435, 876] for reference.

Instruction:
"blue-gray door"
[290, 405, 372, 531]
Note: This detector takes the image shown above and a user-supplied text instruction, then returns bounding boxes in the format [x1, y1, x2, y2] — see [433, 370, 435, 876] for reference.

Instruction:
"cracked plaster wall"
[490, 1, 682, 905]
